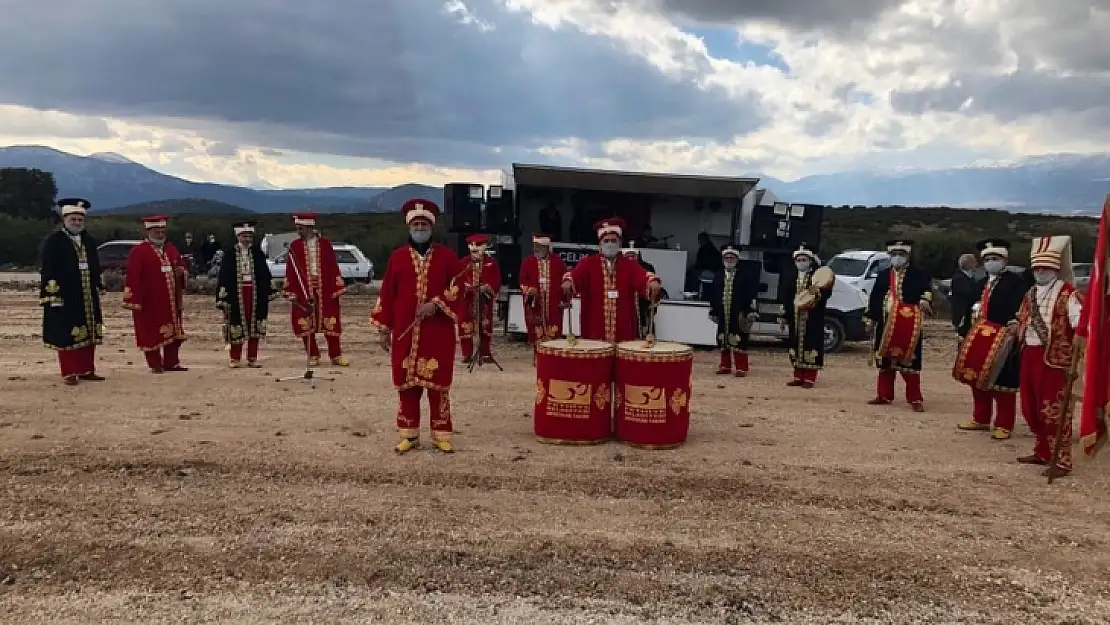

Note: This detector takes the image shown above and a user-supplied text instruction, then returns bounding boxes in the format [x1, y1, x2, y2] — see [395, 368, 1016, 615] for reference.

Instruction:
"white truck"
[493, 164, 871, 353]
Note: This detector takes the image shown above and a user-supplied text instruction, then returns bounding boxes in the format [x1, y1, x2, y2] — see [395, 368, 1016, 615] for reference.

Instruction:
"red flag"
[1078, 194, 1110, 457]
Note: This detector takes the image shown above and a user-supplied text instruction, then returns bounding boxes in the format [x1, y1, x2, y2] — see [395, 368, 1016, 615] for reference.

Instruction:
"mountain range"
[1, 145, 1108, 214]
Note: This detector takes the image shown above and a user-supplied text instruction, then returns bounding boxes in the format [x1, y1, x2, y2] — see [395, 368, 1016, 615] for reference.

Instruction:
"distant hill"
[2, 144, 1109, 213]
[0, 146, 388, 212]
[109, 198, 255, 216]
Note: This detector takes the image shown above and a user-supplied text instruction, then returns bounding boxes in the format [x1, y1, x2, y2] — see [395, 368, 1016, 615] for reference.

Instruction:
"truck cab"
[827, 250, 890, 299]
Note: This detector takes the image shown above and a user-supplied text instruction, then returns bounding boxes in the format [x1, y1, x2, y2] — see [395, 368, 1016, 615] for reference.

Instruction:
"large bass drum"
[534, 338, 615, 445]
[614, 340, 694, 450]
[953, 319, 1015, 390]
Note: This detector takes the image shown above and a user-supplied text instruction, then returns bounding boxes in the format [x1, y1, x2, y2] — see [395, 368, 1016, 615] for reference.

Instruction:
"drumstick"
[564, 303, 577, 347]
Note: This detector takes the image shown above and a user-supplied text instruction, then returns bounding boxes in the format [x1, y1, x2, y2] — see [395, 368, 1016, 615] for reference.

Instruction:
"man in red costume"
[1016, 236, 1084, 478]
[454, 233, 502, 364]
[519, 234, 566, 352]
[283, 212, 349, 367]
[371, 199, 461, 454]
[122, 215, 189, 373]
[955, 239, 1025, 440]
[561, 217, 662, 342]
[39, 198, 105, 385]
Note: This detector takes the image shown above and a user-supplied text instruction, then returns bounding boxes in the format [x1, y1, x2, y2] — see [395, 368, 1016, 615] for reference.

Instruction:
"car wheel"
[823, 317, 846, 353]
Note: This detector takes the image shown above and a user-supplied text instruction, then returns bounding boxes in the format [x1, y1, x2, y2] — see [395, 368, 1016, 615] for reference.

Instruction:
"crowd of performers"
[39, 197, 1088, 476]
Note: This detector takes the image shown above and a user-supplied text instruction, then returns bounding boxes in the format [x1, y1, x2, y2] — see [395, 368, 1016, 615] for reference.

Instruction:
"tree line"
[0, 167, 1099, 280]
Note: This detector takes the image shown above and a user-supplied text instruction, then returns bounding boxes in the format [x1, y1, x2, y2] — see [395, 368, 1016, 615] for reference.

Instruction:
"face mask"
[64, 224, 84, 235]
[1033, 270, 1057, 286]
[795, 260, 811, 273]
[148, 236, 165, 246]
[984, 259, 1005, 275]
[889, 255, 907, 268]
[600, 242, 619, 258]
[410, 229, 431, 244]
[723, 260, 738, 270]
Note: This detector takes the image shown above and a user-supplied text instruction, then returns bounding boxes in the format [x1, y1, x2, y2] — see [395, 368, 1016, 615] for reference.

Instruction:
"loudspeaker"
[447, 183, 484, 233]
[749, 202, 823, 251]
[495, 242, 522, 289]
[485, 186, 515, 235]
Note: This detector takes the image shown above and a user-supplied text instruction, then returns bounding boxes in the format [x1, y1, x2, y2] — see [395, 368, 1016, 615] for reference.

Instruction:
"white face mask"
[600, 242, 620, 258]
[984, 259, 1005, 275]
[794, 260, 811, 273]
[723, 259, 738, 270]
[1033, 269, 1057, 285]
[889, 255, 908, 268]
[410, 229, 431, 244]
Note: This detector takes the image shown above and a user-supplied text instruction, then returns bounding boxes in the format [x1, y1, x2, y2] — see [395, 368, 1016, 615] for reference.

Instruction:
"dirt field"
[2, 290, 1109, 624]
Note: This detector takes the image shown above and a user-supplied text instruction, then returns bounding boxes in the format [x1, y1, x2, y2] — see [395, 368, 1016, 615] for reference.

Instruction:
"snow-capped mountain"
[1, 145, 1107, 213]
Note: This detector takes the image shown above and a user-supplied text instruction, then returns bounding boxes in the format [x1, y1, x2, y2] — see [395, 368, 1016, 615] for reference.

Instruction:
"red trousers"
[792, 368, 818, 383]
[876, 369, 923, 404]
[57, 345, 96, 377]
[230, 338, 260, 362]
[303, 334, 342, 359]
[971, 388, 1017, 431]
[144, 340, 182, 370]
[1020, 345, 1073, 470]
[717, 349, 749, 373]
[396, 387, 453, 440]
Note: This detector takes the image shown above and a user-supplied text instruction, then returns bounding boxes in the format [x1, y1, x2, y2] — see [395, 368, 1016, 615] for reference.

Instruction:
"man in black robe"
[39, 198, 105, 385]
[956, 239, 1025, 439]
[709, 245, 759, 376]
[216, 221, 273, 368]
[864, 239, 933, 411]
[778, 244, 831, 388]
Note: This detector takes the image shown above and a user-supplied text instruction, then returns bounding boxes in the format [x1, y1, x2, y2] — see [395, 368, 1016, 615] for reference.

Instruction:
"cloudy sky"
[0, 0, 1107, 189]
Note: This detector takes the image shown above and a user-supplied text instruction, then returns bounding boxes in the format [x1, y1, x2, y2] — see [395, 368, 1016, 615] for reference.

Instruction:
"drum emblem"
[624, 385, 665, 410]
[535, 379, 546, 405]
[593, 383, 610, 410]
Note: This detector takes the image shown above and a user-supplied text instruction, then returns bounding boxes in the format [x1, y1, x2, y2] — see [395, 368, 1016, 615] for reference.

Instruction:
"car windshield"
[1073, 264, 1091, 278]
[827, 256, 869, 277]
[334, 250, 357, 264]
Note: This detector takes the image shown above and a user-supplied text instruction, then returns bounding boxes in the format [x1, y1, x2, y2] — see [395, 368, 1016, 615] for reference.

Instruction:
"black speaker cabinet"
[495, 242, 522, 288]
[485, 187, 515, 235]
[750, 202, 823, 251]
[446, 183, 484, 233]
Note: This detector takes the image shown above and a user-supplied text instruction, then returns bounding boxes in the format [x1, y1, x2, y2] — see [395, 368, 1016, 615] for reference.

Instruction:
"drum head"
[541, 338, 612, 352]
[811, 266, 835, 288]
[617, 340, 692, 355]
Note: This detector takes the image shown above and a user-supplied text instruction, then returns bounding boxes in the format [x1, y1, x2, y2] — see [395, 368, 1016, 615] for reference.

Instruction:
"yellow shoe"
[395, 437, 421, 454]
[957, 421, 989, 431]
[307, 356, 321, 367]
[991, 428, 1011, 440]
[331, 356, 350, 367]
[432, 439, 455, 453]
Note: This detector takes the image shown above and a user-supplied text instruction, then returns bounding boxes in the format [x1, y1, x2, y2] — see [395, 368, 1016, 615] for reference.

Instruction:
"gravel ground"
[1, 290, 1108, 624]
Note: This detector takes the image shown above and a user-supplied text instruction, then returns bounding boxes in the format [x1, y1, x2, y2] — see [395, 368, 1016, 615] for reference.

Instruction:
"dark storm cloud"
[633, 0, 904, 30]
[0, 0, 764, 168]
[890, 71, 1110, 123]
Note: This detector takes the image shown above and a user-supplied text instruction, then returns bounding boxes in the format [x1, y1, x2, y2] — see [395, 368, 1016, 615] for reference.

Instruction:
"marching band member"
[956, 239, 1024, 439]
[283, 213, 349, 367]
[778, 244, 831, 387]
[561, 217, 662, 343]
[454, 234, 502, 364]
[122, 215, 189, 373]
[708, 245, 758, 376]
[1016, 236, 1083, 478]
[621, 245, 655, 338]
[39, 198, 105, 385]
[864, 239, 932, 411]
[371, 199, 461, 454]
[216, 221, 273, 368]
[519, 233, 567, 351]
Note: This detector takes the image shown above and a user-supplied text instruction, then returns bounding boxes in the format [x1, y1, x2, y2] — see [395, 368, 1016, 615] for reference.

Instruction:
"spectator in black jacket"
[949, 253, 983, 338]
